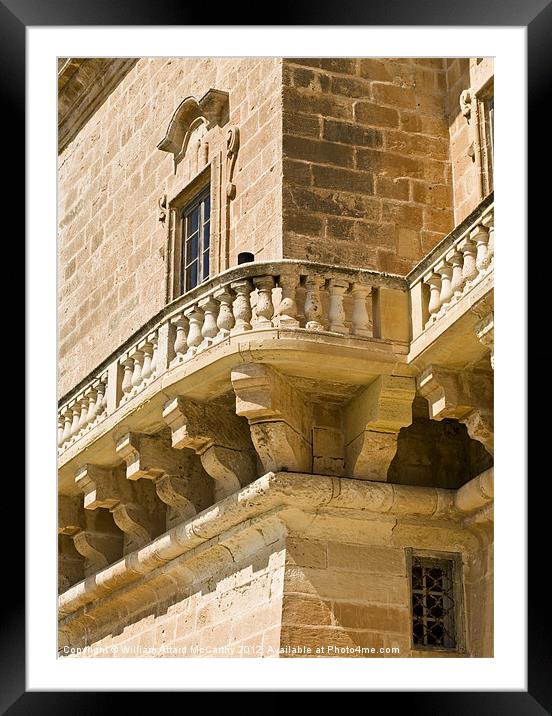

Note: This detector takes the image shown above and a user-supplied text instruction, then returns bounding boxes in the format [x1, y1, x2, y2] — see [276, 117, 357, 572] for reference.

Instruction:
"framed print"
[12, 0, 547, 710]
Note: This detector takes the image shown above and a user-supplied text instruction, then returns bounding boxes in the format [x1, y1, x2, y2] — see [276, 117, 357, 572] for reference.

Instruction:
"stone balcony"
[58, 196, 494, 598]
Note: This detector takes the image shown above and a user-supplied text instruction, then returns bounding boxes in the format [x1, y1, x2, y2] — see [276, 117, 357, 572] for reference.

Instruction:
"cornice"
[58, 57, 138, 154]
[58, 468, 493, 619]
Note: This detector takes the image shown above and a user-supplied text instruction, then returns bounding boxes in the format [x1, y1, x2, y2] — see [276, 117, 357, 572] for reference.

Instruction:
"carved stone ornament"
[226, 125, 240, 199]
[158, 194, 167, 223]
[157, 89, 229, 159]
[460, 88, 473, 122]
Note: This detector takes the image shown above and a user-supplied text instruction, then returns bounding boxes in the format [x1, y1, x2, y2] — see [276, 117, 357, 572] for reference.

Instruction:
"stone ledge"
[58, 58, 138, 153]
[58, 469, 493, 619]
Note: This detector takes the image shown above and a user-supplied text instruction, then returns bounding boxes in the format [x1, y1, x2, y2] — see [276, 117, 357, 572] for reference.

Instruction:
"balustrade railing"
[57, 260, 407, 454]
[409, 198, 494, 340]
[58, 372, 108, 450]
[119, 329, 160, 404]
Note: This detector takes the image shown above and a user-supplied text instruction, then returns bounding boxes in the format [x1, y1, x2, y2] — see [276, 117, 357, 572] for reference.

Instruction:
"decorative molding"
[59, 470, 494, 618]
[158, 194, 167, 223]
[460, 87, 473, 122]
[225, 125, 240, 198]
[157, 89, 229, 158]
[58, 58, 137, 154]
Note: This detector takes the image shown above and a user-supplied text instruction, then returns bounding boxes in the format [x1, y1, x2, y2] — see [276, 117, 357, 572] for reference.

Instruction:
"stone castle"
[58, 57, 494, 658]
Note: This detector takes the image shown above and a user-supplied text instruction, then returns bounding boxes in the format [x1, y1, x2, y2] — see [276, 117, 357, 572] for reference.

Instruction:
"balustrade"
[58, 373, 108, 451]
[58, 261, 405, 454]
[411, 201, 494, 334]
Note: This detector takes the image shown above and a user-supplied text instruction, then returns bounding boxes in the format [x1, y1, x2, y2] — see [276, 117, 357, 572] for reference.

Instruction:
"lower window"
[411, 553, 463, 651]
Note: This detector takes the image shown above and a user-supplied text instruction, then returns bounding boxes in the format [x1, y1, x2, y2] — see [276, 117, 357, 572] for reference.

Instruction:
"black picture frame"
[12, 1, 545, 710]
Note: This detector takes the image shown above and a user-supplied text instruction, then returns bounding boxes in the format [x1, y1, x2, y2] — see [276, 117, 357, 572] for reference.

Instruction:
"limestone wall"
[58, 57, 283, 397]
[281, 58, 454, 274]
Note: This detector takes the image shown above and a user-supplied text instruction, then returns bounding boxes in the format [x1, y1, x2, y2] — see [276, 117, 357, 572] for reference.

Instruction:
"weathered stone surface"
[58, 56, 494, 660]
[232, 363, 313, 473]
[418, 365, 494, 455]
[343, 376, 416, 480]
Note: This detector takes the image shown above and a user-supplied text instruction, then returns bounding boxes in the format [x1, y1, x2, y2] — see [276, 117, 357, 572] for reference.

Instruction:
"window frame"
[477, 82, 494, 196]
[180, 186, 211, 296]
[406, 548, 466, 654]
[166, 166, 213, 302]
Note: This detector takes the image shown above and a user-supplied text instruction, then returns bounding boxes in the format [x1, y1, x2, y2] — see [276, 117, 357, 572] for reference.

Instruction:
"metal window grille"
[411, 555, 457, 649]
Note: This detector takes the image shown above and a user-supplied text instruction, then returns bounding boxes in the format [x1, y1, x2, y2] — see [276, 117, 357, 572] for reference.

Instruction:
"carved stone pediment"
[157, 89, 229, 159]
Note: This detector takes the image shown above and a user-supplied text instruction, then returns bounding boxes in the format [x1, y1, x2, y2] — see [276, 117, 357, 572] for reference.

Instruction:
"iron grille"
[411, 555, 457, 649]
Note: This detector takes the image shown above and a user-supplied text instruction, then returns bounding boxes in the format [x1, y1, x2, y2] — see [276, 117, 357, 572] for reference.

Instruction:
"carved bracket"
[343, 375, 416, 481]
[163, 396, 256, 499]
[231, 363, 313, 473]
[417, 365, 494, 455]
[75, 463, 162, 550]
[115, 431, 213, 525]
[58, 535, 84, 593]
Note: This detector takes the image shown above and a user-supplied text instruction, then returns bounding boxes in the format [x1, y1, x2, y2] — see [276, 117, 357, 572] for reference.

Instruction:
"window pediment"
[157, 88, 229, 158]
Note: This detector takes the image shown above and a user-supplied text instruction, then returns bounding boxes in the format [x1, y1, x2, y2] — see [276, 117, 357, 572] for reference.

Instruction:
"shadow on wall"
[387, 396, 493, 489]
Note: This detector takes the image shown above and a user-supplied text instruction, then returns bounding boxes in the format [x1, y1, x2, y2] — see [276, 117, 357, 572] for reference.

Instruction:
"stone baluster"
[172, 314, 189, 358]
[97, 376, 108, 415]
[447, 248, 465, 300]
[231, 279, 253, 333]
[77, 397, 89, 432]
[120, 357, 134, 398]
[327, 278, 349, 334]
[184, 304, 204, 355]
[458, 236, 478, 284]
[435, 259, 453, 312]
[350, 283, 371, 337]
[150, 337, 158, 377]
[61, 408, 73, 444]
[140, 340, 154, 382]
[252, 276, 275, 327]
[214, 287, 235, 338]
[130, 349, 144, 390]
[304, 276, 325, 331]
[69, 400, 81, 438]
[85, 386, 98, 425]
[58, 416, 65, 447]
[424, 272, 442, 324]
[277, 271, 299, 328]
[471, 223, 490, 274]
[199, 295, 219, 348]
[482, 210, 494, 266]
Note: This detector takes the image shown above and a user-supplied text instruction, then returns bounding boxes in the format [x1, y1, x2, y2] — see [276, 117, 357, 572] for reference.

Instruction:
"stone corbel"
[75, 463, 161, 551]
[58, 535, 84, 593]
[231, 363, 313, 473]
[475, 312, 494, 370]
[417, 365, 494, 455]
[115, 432, 202, 526]
[343, 375, 416, 481]
[60, 486, 123, 574]
[163, 396, 257, 499]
